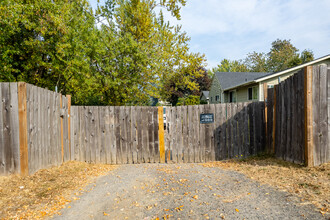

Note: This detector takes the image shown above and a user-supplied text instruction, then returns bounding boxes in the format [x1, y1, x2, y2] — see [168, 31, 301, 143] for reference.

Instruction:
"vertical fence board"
[237, 103, 243, 158]
[192, 105, 198, 163]
[104, 107, 110, 164]
[48, 91, 54, 165]
[100, 107, 107, 164]
[171, 107, 177, 163]
[142, 107, 149, 163]
[147, 107, 153, 163]
[26, 84, 32, 174]
[209, 104, 216, 161]
[125, 107, 131, 164]
[136, 106, 142, 163]
[0, 83, 4, 174]
[291, 76, 297, 162]
[286, 79, 292, 161]
[80, 107, 86, 162]
[7, 83, 20, 174]
[312, 66, 320, 166]
[109, 106, 116, 164]
[165, 107, 171, 162]
[232, 104, 238, 158]
[182, 106, 188, 163]
[243, 102, 249, 158]
[327, 67, 330, 164]
[131, 107, 138, 164]
[318, 65, 328, 165]
[198, 105, 205, 162]
[95, 107, 101, 163]
[153, 107, 159, 163]
[18, 83, 28, 175]
[221, 104, 227, 159]
[177, 106, 183, 163]
[214, 104, 221, 160]
[187, 106, 193, 162]
[115, 106, 122, 164]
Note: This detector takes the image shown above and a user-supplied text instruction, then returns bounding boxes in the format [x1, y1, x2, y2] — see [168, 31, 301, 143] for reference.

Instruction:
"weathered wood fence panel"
[0, 83, 69, 175]
[70, 106, 160, 165]
[165, 102, 266, 163]
[268, 69, 306, 164]
[267, 64, 330, 166]
[0, 83, 20, 175]
[26, 84, 66, 174]
[312, 65, 330, 166]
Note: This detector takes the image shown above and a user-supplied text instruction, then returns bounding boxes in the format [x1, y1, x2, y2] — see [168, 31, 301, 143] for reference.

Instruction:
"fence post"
[18, 82, 29, 176]
[158, 106, 165, 163]
[304, 66, 313, 166]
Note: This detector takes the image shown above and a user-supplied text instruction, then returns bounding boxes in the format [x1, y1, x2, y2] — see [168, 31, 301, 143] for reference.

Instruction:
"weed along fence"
[267, 64, 330, 166]
[1, 64, 330, 176]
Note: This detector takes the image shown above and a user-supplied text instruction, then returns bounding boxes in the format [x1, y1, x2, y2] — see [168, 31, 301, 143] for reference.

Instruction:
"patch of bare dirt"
[202, 156, 330, 217]
[0, 161, 116, 219]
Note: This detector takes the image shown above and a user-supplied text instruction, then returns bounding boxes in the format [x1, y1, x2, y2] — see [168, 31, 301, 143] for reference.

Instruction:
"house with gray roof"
[209, 54, 330, 103]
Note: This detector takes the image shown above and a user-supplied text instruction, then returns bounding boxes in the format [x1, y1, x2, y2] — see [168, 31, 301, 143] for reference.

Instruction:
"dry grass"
[0, 161, 117, 219]
[202, 156, 330, 217]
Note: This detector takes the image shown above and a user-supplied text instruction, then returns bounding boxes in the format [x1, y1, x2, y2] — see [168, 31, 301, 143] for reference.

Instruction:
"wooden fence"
[165, 102, 266, 163]
[267, 64, 330, 166]
[2, 64, 330, 176]
[0, 83, 70, 175]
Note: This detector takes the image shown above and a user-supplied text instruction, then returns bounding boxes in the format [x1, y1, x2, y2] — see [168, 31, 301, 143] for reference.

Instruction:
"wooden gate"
[70, 106, 162, 164]
[164, 102, 266, 163]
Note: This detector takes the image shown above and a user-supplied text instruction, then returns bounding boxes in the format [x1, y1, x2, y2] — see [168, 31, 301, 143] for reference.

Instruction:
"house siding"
[211, 58, 330, 103]
[230, 84, 258, 102]
[259, 60, 330, 101]
[209, 76, 222, 104]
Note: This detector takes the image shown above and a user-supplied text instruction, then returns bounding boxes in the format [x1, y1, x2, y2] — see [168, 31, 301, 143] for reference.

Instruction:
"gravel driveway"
[53, 163, 324, 220]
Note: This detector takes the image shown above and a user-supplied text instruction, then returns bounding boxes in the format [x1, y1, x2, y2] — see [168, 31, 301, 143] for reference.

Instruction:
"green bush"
[177, 95, 200, 106]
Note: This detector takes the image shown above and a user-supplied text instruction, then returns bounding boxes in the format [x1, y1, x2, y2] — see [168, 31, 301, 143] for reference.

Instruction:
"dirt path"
[53, 164, 324, 220]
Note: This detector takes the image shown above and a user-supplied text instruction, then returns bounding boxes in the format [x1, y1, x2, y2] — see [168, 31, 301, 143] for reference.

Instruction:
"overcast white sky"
[89, 0, 330, 69]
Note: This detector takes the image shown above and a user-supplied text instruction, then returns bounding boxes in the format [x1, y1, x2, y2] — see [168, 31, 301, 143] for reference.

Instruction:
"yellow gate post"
[158, 106, 165, 163]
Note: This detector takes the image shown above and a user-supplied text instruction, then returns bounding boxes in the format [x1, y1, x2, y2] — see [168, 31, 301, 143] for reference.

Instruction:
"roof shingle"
[215, 72, 270, 90]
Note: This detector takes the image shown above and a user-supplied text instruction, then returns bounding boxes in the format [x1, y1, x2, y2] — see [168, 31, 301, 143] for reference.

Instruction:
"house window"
[229, 91, 236, 103]
[268, 85, 274, 88]
[248, 87, 258, 100]
[215, 95, 219, 102]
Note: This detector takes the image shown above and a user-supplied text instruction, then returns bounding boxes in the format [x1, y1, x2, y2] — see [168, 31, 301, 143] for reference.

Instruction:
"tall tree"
[267, 39, 299, 72]
[211, 59, 248, 73]
[244, 52, 268, 72]
[163, 67, 211, 105]
[0, 0, 97, 95]
[0, 0, 205, 106]
[211, 39, 315, 74]
[93, 0, 205, 105]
